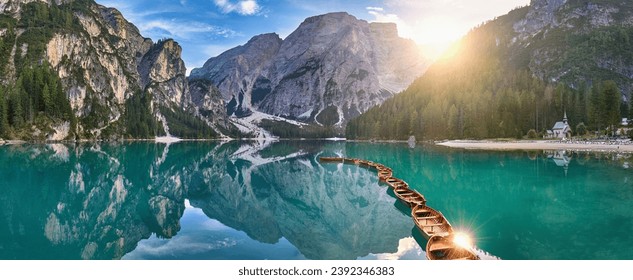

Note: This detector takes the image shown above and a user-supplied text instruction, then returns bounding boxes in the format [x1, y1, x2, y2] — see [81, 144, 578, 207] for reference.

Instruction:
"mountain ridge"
[0, 0, 221, 140]
[190, 12, 428, 134]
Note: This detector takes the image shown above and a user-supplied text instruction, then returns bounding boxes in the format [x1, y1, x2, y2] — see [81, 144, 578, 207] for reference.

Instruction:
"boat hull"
[394, 187, 426, 207]
[412, 204, 452, 239]
[426, 235, 480, 260]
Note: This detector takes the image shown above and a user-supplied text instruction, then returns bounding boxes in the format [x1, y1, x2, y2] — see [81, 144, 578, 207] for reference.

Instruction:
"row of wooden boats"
[319, 156, 480, 260]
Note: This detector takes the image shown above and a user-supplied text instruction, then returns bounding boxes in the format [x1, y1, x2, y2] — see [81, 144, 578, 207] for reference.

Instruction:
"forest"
[346, 6, 630, 141]
[0, 64, 76, 139]
[346, 70, 626, 140]
[0, 2, 84, 139]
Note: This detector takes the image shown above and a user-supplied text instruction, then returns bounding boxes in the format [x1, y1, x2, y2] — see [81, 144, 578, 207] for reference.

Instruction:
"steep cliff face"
[0, 0, 47, 14]
[509, 0, 633, 93]
[0, 0, 214, 140]
[513, 0, 568, 40]
[188, 78, 240, 136]
[191, 33, 282, 118]
[138, 39, 188, 107]
[190, 12, 428, 129]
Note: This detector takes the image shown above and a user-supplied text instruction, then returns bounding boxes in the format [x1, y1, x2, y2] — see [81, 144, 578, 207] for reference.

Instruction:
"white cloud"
[98, 1, 189, 20]
[359, 237, 424, 260]
[214, 0, 261, 15]
[138, 19, 238, 40]
[240, 0, 258, 14]
[366, 6, 384, 12]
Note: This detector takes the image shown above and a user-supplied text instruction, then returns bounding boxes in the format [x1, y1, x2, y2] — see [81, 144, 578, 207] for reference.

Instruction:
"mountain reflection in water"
[3, 141, 633, 260]
[0, 141, 422, 260]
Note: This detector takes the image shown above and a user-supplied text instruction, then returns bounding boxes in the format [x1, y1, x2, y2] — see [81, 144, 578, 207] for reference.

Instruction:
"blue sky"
[95, 0, 530, 74]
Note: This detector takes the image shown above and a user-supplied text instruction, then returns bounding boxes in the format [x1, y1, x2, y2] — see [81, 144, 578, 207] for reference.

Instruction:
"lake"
[1, 141, 632, 260]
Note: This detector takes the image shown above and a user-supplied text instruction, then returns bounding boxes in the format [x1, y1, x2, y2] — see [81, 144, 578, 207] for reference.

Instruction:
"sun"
[398, 15, 467, 59]
[402, 16, 466, 60]
[369, 9, 465, 60]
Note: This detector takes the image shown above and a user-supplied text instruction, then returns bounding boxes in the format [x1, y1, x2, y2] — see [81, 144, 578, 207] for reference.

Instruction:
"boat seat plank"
[429, 243, 454, 251]
[415, 214, 439, 220]
[422, 223, 446, 227]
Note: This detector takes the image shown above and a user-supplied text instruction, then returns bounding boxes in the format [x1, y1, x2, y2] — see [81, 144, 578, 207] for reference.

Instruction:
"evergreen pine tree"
[602, 81, 621, 135]
[42, 84, 51, 114]
[0, 88, 7, 136]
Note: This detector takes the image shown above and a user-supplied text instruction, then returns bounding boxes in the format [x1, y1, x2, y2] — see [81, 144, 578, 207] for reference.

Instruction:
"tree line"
[0, 63, 75, 139]
[346, 69, 626, 141]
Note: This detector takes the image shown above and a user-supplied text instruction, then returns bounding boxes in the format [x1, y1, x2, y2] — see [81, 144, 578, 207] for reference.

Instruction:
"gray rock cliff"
[509, 0, 633, 93]
[0, 0, 210, 139]
[190, 12, 428, 126]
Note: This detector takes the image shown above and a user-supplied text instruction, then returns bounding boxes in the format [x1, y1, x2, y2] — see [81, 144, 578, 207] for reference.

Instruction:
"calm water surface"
[1, 141, 632, 260]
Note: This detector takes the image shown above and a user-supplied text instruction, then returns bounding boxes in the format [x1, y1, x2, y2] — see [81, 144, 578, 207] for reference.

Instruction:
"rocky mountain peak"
[0, 0, 43, 14]
[98, 6, 142, 39]
[514, 0, 567, 38]
[369, 22, 399, 39]
[242, 33, 282, 56]
[157, 38, 182, 55]
[514, 0, 633, 39]
[507, 0, 633, 94]
[530, 0, 567, 10]
[302, 11, 358, 25]
[0, 0, 215, 140]
[0, 0, 74, 14]
[190, 12, 428, 130]
[247, 32, 282, 45]
[285, 12, 369, 47]
[140, 39, 185, 85]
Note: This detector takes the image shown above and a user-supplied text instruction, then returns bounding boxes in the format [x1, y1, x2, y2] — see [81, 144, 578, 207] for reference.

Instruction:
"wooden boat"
[385, 177, 408, 189]
[393, 187, 426, 206]
[412, 204, 452, 239]
[426, 235, 480, 260]
[377, 168, 392, 181]
[375, 164, 391, 173]
[319, 157, 344, 163]
[365, 161, 379, 169]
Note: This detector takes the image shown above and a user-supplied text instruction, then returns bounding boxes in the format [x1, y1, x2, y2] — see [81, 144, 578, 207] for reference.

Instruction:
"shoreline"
[4, 137, 633, 153]
[437, 140, 633, 152]
[0, 137, 348, 146]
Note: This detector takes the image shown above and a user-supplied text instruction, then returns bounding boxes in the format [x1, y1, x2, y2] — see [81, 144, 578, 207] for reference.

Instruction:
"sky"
[95, 0, 531, 74]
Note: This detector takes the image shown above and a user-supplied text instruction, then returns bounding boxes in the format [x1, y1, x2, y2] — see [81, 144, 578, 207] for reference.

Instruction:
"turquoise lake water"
[1, 141, 632, 260]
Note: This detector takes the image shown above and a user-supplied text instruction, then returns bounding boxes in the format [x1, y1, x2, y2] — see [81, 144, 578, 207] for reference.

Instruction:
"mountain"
[0, 0, 219, 140]
[190, 12, 428, 136]
[511, 0, 633, 92]
[347, 0, 633, 140]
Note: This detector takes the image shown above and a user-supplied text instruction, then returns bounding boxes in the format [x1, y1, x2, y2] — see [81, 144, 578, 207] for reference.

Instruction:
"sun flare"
[406, 17, 465, 60]
[453, 232, 474, 249]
